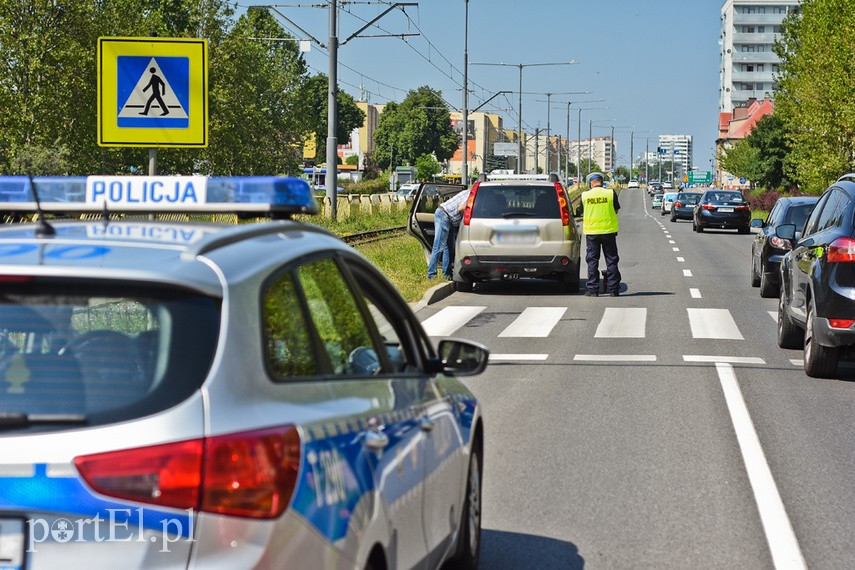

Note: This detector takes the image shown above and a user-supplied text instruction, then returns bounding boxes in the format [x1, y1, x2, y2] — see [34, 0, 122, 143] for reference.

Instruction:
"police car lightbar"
[0, 175, 318, 217]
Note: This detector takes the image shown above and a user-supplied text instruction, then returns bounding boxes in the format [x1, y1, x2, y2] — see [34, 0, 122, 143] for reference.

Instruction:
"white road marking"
[684, 355, 765, 364]
[574, 354, 657, 362]
[669, 240, 676, 244]
[677, 257, 685, 262]
[421, 306, 485, 337]
[768, 311, 778, 322]
[683, 269, 693, 277]
[715, 363, 807, 570]
[789, 359, 803, 366]
[595, 307, 647, 338]
[673, 247, 680, 251]
[690, 288, 702, 298]
[489, 354, 549, 361]
[499, 307, 567, 338]
[688, 308, 744, 340]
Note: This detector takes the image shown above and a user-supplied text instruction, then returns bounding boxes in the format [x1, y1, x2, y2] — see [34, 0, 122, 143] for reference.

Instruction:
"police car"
[0, 175, 488, 569]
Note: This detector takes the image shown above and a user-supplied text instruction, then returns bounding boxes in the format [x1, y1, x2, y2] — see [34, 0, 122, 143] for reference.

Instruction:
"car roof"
[0, 217, 342, 297]
[776, 195, 820, 204]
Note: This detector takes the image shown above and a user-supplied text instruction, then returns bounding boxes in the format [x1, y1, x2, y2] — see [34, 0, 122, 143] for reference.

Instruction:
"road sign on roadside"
[493, 142, 518, 157]
[98, 37, 208, 148]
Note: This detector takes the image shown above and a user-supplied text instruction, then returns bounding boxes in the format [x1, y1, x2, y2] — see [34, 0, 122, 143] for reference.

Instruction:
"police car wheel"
[448, 443, 482, 569]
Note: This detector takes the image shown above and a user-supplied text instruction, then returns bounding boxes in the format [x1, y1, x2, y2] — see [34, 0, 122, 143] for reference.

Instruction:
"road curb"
[409, 281, 455, 312]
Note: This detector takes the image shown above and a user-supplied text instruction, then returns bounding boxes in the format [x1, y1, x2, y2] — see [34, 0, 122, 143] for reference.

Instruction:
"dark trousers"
[585, 233, 621, 293]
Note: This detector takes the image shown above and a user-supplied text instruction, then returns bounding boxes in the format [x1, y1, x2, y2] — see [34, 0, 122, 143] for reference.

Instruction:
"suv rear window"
[472, 185, 559, 219]
[0, 278, 219, 430]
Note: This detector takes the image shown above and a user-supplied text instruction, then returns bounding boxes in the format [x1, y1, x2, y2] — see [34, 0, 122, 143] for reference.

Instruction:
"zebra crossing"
[420, 304, 795, 365]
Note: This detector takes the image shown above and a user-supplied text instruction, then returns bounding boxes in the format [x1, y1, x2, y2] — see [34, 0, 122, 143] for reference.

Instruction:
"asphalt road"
[416, 187, 855, 569]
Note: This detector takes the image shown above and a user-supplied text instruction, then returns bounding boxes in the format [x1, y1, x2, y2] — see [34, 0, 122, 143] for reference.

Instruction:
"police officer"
[577, 172, 621, 296]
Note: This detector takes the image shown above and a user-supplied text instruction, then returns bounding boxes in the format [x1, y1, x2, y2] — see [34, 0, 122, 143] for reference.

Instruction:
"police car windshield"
[0, 279, 219, 430]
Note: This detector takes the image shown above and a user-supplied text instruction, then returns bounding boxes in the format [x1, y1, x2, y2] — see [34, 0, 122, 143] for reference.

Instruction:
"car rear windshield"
[472, 185, 560, 219]
[0, 278, 219, 431]
[677, 193, 701, 204]
[705, 192, 744, 203]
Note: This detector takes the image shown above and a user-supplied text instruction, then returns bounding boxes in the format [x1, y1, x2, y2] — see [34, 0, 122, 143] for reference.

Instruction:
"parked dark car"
[750, 196, 819, 298]
[670, 191, 702, 222]
[692, 190, 751, 233]
[777, 174, 855, 378]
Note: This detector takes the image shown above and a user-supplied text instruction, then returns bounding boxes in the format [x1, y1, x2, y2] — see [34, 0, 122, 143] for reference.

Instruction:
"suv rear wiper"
[0, 412, 87, 429]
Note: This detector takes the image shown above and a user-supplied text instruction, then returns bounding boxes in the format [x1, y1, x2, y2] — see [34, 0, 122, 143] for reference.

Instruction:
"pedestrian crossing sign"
[98, 37, 208, 148]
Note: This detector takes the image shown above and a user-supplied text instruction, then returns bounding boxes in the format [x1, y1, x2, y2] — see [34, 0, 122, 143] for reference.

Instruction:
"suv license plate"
[718, 207, 733, 213]
[496, 232, 536, 245]
[0, 519, 24, 570]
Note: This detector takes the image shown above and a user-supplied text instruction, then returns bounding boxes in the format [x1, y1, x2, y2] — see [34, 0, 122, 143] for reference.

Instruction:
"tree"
[415, 154, 441, 181]
[614, 166, 630, 181]
[0, 1, 320, 176]
[373, 86, 459, 169]
[301, 74, 365, 162]
[743, 114, 791, 189]
[775, 0, 855, 191]
[719, 139, 761, 185]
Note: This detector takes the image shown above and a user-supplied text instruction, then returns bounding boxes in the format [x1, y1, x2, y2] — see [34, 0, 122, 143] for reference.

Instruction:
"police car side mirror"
[429, 338, 489, 376]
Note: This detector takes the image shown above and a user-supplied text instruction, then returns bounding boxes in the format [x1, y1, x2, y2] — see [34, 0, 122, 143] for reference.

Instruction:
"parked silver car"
[407, 174, 582, 293]
[0, 175, 488, 570]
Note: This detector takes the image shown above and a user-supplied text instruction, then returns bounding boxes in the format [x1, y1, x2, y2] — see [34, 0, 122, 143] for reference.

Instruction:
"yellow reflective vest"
[581, 187, 619, 235]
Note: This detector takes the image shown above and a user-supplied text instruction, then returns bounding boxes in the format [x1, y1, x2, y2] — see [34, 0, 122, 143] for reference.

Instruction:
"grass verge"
[354, 235, 436, 303]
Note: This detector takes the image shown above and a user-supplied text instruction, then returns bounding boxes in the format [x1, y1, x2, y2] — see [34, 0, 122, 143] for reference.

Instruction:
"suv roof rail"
[836, 173, 855, 183]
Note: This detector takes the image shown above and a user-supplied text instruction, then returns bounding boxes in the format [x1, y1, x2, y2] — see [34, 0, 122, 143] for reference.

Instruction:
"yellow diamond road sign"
[98, 37, 208, 148]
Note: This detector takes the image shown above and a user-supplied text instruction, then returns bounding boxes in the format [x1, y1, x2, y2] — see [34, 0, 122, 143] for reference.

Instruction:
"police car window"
[297, 258, 381, 376]
[347, 264, 421, 374]
[0, 281, 219, 425]
[263, 272, 319, 377]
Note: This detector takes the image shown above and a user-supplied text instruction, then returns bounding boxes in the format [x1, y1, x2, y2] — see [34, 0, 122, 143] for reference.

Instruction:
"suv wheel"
[777, 288, 804, 349]
[454, 279, 473, 293]
[804, 300, 840, 378]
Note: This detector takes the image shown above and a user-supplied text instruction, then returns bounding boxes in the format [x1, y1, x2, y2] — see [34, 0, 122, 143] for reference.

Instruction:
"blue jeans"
[427, 208, 454, 278]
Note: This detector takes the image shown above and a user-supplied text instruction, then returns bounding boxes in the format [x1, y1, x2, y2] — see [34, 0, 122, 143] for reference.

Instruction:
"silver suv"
[408, 174, 581, 292]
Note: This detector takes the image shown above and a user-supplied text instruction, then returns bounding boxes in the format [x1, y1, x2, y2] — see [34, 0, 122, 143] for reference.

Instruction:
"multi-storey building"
[720, 0, 800, 112]
[567, 137, 615, 175]
[658, 134, 693, 180]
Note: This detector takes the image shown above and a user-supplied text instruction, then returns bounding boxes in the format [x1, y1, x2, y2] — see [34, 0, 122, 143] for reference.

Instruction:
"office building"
[720, 0, 800, 112]
[659, 135, 693, 180]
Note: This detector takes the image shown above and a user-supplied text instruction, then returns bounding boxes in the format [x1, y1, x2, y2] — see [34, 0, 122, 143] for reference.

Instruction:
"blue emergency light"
[0, 175, 317, 217]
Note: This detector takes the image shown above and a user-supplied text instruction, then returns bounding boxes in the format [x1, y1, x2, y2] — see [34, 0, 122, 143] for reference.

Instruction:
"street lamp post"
[462, 0, 469, 184]
[576, 107, 607, 183]
[471, 61, 577, 173]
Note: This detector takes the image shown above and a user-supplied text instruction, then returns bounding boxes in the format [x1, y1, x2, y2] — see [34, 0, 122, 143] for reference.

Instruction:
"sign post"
[98, 37, 209, 167]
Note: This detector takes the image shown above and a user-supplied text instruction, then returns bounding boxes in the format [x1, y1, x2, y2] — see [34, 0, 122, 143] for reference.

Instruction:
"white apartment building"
[659, 135, 693, 178]
[720, 0, 800, 112]
[567, 137, 615, 173]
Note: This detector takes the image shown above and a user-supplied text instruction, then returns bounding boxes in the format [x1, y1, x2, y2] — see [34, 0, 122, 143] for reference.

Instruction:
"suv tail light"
[462, 183, 480, 226]
[554, 182, 570, 226]
[74, 426, 301, 519]
[827, 237, 855, 262]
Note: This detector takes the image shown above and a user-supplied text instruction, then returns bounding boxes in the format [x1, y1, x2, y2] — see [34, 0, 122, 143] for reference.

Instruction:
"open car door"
[406, 183, 467, 260]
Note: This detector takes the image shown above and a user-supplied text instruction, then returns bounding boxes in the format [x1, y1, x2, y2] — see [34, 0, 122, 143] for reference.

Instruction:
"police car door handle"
[363, 428, 389, 451]
[420, 416, 435, 432]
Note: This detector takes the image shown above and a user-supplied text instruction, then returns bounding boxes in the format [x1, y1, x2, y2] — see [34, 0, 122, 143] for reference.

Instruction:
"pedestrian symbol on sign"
[117, 56, 189, 128]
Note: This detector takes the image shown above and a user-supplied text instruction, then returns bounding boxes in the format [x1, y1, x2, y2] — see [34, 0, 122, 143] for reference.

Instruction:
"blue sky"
[239, 0, 723, 171]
